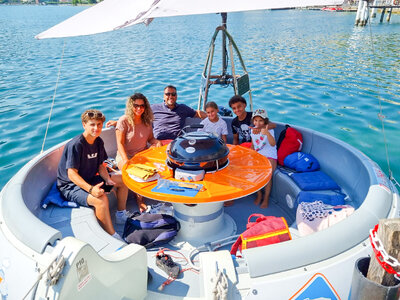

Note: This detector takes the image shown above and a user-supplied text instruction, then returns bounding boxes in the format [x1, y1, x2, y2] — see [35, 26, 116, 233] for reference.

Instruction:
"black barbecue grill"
[166, 130, 229, 173]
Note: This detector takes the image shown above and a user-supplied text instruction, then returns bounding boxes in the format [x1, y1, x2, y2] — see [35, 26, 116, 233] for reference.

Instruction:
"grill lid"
[166, 131, 229, 172]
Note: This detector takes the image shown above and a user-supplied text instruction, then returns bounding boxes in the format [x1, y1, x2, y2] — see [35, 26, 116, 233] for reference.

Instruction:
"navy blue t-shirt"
[151, 102, 196, 140]
[231, 111, 253, 143]
[57, 134, 107, 188]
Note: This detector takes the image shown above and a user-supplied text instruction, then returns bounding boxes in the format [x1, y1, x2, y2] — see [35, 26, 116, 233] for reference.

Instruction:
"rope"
[46, 255, 66, 286]
[22, 247, 65, 299]
[366, 16, 396, 184]
[211, 263, 228, 300]
[40, 41, 66, 154]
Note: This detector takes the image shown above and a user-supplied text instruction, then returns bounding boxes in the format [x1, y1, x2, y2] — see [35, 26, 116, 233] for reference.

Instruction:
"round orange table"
[122, 144, 272, 245]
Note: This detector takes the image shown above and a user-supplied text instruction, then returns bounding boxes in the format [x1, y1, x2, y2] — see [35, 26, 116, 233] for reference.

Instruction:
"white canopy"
[36, 0, 344, 39]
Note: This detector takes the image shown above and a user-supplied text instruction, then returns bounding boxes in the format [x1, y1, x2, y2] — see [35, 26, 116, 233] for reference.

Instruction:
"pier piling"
[355, 0, 399, 26]
[367, 219, 400, 286]
[349, 219, 400, 299]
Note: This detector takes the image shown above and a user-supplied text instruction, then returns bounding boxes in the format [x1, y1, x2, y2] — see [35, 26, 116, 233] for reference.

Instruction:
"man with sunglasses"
[57, 109, 128, 241]
[151, 85, 206, 142]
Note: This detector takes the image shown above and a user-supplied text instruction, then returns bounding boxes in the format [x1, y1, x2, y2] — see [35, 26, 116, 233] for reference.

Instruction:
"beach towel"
[296, 201, 354, 236]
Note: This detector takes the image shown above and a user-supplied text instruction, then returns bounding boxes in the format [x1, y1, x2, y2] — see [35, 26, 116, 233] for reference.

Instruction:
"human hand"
[106, 120, 117, 128]
[260, 127, 269, 135]
[250, 126, 261, 135]
[103, 179, 115, 193]
[105, 178, 115, 186]
[91, 182, 105, 197]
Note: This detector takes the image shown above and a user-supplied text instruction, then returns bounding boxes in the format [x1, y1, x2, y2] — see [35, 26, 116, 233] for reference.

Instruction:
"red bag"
[230, 214, 291, 256]
[277, 127, 303, 165]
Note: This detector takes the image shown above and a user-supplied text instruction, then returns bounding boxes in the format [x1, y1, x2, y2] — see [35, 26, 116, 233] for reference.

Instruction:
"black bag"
[276, 124, 290, 150]
[122, 213, 180, 248]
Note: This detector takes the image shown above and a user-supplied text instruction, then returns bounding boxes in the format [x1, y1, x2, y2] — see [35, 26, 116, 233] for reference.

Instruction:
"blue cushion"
[297, 191, 345, 206]
[41, 182, 79, 209]
[284, 152, 320, 172]
[289, 171, 340, 191]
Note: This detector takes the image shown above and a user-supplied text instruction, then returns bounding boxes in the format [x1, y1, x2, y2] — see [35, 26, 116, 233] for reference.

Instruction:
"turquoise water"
[0, 6, 399, 190]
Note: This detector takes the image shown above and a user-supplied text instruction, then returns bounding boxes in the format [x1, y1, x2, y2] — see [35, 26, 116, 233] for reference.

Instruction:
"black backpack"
[276, 124, 290, 150]
[122, 213, 180, 248]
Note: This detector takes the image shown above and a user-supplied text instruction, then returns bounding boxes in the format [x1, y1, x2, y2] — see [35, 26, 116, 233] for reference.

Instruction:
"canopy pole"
[221, 12, 227, 77]
[198, 13, 252, 110]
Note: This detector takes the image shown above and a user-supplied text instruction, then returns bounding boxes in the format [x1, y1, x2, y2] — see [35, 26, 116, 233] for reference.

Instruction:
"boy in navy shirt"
[57, 109, 128, 241]
[229, 95, 276, 145]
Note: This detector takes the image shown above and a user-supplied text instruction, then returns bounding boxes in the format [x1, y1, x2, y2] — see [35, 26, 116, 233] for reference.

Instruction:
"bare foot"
[254, 192, 262, 206]
[260, 198, 269, 209]
[136, 194, 148, 213]
[224, 200, 234, 207]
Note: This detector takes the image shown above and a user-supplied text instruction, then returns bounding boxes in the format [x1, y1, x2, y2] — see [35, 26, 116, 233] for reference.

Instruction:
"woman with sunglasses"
[115, 93, 162, 212]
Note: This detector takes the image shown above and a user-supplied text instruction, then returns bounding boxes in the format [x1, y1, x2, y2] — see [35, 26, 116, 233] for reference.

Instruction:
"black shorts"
[59, 176, 104, 207]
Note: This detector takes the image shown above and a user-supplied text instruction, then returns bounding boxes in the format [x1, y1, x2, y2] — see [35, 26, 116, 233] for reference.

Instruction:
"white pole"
[371, 0, 378, 18]
[355, 0, 364, 25]
[361, 0, 370, 26]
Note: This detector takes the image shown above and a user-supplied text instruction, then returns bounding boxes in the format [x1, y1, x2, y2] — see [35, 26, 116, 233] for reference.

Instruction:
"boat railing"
[0, 127, 118, 254]
[0, 142, 64, 254]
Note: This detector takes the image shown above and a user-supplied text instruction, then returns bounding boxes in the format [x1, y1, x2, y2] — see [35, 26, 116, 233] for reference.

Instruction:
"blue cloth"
[289, 171, 340, 191]
[296, 191, 345, 206]
[151, 102, 197, 140]
[41, 182, 79, 209]
[284, 152, 320, 172]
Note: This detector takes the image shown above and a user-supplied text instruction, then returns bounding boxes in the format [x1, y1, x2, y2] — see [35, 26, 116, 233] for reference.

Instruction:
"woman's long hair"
[125, 93, 153, 127]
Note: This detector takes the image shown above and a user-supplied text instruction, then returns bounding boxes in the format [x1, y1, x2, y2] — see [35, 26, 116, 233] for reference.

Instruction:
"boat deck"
[141, 193, 297, 298]
[39, 189, 296, 298]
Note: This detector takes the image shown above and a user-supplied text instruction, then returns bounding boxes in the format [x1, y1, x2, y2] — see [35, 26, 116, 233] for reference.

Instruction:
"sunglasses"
[86, 112, 104, 118]
[133, 104, 146, 109]
[164, 92, 177, 97]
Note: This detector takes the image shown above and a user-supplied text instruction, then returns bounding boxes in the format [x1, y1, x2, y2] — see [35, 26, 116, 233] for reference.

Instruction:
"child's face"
[206, 107, 219, 122]
[83, 119, 103, 138]
[253, 116, 266, 129]
[230, 102, 246, 118]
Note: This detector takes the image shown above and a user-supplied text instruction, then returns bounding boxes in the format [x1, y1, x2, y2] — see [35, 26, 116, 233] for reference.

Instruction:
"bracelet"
[88, 185, 94, 195]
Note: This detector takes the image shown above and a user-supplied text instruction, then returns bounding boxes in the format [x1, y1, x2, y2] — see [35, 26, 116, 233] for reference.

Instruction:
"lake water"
[0, 5, 399, 190]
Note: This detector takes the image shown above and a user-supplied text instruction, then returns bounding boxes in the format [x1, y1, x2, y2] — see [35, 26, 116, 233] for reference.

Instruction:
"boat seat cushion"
[41, 182, 79, 209]
[296, 191, 346, 206]
[283, 152, 320, 172]
[288, 171, 340, 191]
